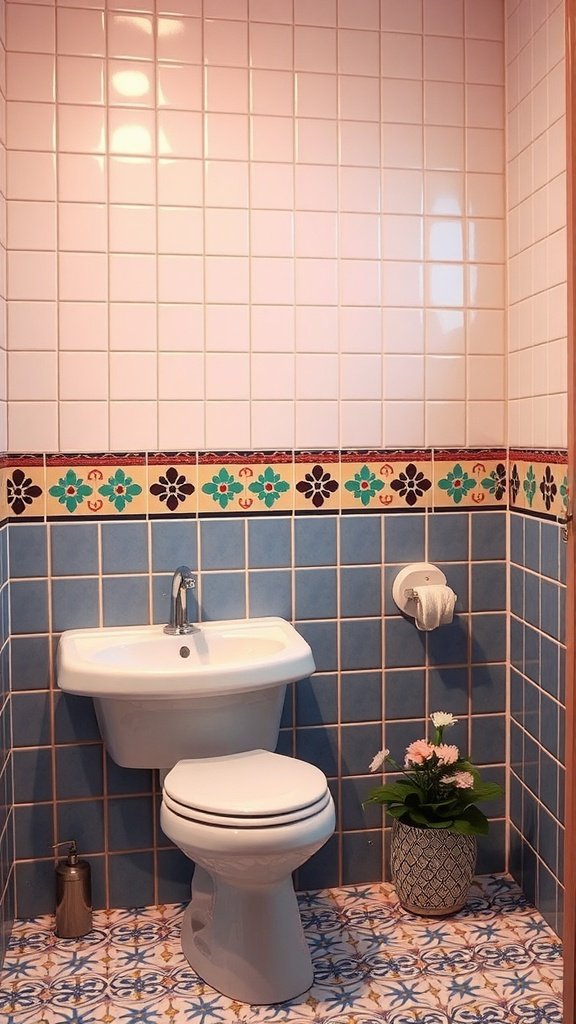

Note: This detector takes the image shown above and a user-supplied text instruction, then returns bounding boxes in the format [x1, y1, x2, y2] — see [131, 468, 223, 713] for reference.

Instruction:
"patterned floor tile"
[1, 876, 562, 1024]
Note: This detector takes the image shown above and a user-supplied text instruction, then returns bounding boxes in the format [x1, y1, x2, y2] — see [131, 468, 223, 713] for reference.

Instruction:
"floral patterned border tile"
[4, 456, 45, 521]
[147, 453, 198, 517]
[294, 451, 340, 513]
[509, 456, 569, 519]
[433, 450, 508, 509]
[198, 452, 293, 515]
[340, 451, 433, 511]
[45, 454, 147, 518]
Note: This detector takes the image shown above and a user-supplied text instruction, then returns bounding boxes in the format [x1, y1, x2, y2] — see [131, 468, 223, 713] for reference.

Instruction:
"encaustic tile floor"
[1, 875, 562, 1024]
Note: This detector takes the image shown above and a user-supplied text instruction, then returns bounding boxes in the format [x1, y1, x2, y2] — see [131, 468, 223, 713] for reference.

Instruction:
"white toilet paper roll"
[414, 585, 456, 631]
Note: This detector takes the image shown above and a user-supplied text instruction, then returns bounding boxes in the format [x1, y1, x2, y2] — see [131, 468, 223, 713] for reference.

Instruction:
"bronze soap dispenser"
[54, 840, 92, 938]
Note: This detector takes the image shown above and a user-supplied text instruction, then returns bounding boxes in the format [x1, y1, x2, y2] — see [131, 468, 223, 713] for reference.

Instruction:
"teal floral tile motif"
[437, 463, 477, 505]
[344, 465, 385, 507]
[48, 469, 93, 514]
[248, 466, 290, 509]
[98, 469, 143, 512]
[560, 475, 569, 514]
[523, 465, 536, 508]
[201, 467, 243, 511]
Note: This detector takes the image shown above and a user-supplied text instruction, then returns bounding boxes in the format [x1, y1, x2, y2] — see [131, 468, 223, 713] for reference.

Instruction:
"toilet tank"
[94, 684, 287, 769]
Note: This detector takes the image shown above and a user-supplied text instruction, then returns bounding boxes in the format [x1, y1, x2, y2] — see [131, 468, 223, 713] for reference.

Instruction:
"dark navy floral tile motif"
[149, 466, 196, 513]
[481, 462, 507, 501]
[510, 464, 521, 505]
[390, 463, 432, 507]
[295, 453, 340, 512]
[296, 464, 339, 509]
[7, 468, 43, 517]
[539, 466, 558, 513]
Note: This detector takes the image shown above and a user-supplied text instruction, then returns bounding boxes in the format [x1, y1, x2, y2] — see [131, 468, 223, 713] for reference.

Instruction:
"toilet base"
[180, 865, 314, 1004]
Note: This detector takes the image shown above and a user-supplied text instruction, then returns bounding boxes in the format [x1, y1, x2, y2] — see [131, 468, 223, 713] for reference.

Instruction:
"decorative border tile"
[433, 450, 508, 510]
[0, 448, 569, 522]
[45, 454, 147, 519]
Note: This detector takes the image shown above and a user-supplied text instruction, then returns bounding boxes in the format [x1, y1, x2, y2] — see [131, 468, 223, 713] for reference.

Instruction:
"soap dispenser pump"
[54, 840, 92, 938]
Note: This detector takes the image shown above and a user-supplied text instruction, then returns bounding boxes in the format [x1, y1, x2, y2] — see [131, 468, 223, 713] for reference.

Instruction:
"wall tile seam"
[510, 719, 566, 766]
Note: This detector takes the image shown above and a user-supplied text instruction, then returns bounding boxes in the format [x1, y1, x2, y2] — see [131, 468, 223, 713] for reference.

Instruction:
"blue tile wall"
[0, 523, 12, 967]
[8, 512, 508, 919]
[509, 511, 566, 937]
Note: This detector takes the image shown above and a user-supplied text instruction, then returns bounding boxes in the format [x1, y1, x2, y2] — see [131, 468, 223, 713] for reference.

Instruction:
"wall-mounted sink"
[57, 617, 315, 699]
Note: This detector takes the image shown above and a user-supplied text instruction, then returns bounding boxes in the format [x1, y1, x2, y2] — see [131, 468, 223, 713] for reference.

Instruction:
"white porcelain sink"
[57, 617, 315, 699]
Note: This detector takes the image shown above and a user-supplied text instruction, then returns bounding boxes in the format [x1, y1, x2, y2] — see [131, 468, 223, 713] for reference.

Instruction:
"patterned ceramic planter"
[391, 820, 476, 916]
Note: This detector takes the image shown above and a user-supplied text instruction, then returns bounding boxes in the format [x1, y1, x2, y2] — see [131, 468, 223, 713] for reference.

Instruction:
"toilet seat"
[162, 749, 331, 828]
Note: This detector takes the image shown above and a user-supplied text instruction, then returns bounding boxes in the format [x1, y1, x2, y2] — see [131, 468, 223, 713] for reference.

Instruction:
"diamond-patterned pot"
[391, 820, 476, 916]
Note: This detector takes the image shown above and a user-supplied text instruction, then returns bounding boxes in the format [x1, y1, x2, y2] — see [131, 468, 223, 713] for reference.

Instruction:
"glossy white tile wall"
[5, 0, 506, 453]
[506, 0, 567, 449]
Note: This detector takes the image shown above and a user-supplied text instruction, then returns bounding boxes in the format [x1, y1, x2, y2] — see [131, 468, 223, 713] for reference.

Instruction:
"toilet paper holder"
[392, 562, 449, 616]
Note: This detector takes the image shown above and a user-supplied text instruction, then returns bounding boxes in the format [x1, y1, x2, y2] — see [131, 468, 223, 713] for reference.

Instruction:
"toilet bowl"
[160, 749, 336, 1005]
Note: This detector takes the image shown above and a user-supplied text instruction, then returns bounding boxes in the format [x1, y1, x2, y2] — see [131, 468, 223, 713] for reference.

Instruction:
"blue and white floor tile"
[1, 875, 562, 1023]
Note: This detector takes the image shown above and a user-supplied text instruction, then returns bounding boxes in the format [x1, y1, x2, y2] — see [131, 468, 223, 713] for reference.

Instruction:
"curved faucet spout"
[164, 565, 198, 635]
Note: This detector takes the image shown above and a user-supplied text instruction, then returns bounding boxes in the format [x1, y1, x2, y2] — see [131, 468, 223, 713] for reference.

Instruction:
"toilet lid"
[163, 750, 329, 819]
[163, 786, 332, 828]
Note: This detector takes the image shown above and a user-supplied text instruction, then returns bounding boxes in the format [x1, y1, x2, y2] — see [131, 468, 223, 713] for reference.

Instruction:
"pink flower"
[444, 771, 475, 790]
[405, 739, 434, 766]
[433, 743, 459, 766]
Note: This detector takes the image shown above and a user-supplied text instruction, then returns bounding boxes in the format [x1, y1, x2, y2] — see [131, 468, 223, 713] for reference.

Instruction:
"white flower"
[430, 711, 458, 728]
[369, 749, 389, 773]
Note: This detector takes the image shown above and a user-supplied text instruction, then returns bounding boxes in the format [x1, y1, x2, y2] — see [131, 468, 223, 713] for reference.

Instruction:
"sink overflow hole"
[179, 646, 190, 658]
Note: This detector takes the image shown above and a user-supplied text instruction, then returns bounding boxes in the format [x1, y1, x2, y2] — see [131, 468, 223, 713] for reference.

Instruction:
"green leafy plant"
[364, 712, 503, 836]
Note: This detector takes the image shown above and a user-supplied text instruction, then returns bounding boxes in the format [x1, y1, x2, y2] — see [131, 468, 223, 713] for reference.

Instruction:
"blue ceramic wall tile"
[510, 616, 523, 671]
[384, 515, 425, 563]
[55, 744, 103, 800]
[384, 617, 426, 668]
[295, 725, 338, 777]
[108, 851, 154, 909]
[340, 515, 381, 565]
[385, 719, 426, 761]
[540, 522, 559, 580]
[53, 692, 101, 744]
[294, 517, 337, 567]
[540, 694, 559, 757]
[247, 518, 291, 568]
[12, 691, 51, 747]
[56, 800, 105, 857]
[11, 635, 50, 690]
[13, 748, 53, 804]
[340, 672, 382, 723]
[280, 688, 293, 728]
[83, 854, 106, 911]
[340, 619, 382, 671]
[10, 579, 49, 634]
[384, 669, 425, 720]
[471, 563, 506, 612]
[540, 635, 559, 698]
[296, 621, 338, 672]
[437, 562, 468, 612]
[523, 680, 539, 739]
[248, 570, 292, 618]
[470, 613, 506, 663]
[296, 834, 339, 890]
[52, 578, 99, 632]
[15, 860, 55, 918]
[524, 518, 540, 573]
[509, 773, 522, 828]
[103, 576, 149, 627]
[151, 521, 197, 573]
[51, 524, 98, 576]
[470, 714, 505, 765]
[200, 519, 245, 570]
[340, 776, 382, 830]
[428, 616, 468, 665]
[538, 806, 558, 875]
[510, 514, 524, 564]
[157, 848, 193, 904]
[342, 830, 382, 885]
[510, 566, 524, 617]
[523, 572, 539, 628]
[200, 572, 246, 621]
[428, 513, 468, 562]
[540, 578, 559, 639]
[296, 675, 338, 726]
[106, 755, 153, 797]
[275, 729, 293, 756]
[295, 568, 337, 619]
[340, 566, 382, 618]
[14, 804, 53, 859]
[539, 749, 558, 817]
[341, 723, 382, 776]
[510, 720, 523, 773]
[428, 666, 468, 715]
[538, 862, 559, 934]
[471, 512, 506, 561]
[471, 664, 506, 714]
[9, 524, 48, 578]
[476, 821, 505, 873]
[107, 796, 154, 851]
[523, 734, 539, 792]
[101, 522, 149, 574]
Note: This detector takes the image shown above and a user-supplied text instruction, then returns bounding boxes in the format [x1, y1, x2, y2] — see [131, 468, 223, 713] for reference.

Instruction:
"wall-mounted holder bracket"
[392, 562, 448, 617]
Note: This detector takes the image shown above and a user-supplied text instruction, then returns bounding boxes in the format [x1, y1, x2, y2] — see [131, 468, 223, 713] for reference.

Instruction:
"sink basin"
[57, 617, 315, 699]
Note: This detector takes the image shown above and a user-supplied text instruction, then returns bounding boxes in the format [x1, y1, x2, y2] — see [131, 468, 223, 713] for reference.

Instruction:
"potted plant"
[364, 712, 503, 916]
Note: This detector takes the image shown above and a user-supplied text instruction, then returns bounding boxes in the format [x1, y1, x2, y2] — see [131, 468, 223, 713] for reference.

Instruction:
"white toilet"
[160, 750, 335, 1004]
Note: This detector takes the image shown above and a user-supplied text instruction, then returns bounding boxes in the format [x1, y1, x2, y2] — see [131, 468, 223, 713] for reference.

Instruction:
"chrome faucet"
[164, 566, 198, 635]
